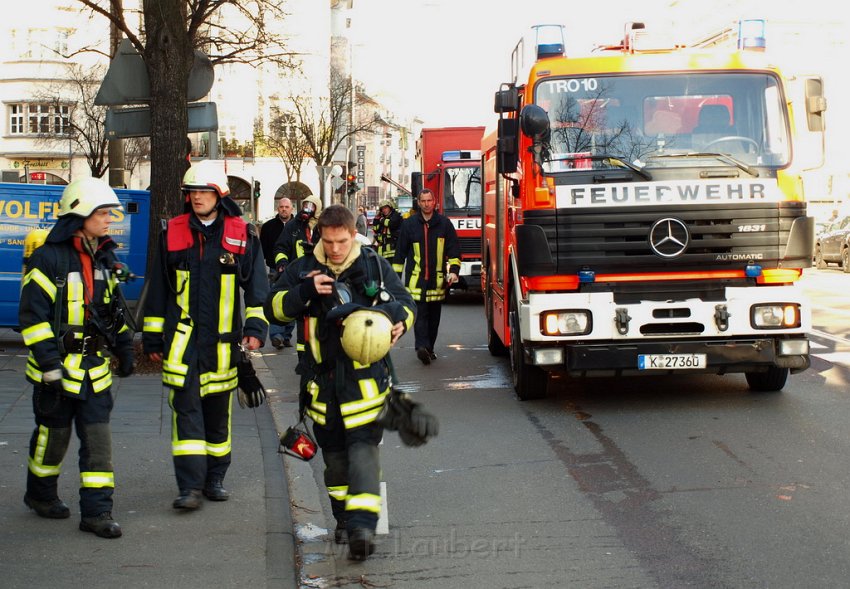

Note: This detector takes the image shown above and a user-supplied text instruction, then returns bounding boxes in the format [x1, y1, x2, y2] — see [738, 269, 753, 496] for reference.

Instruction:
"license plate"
[638, 353, 706, 370]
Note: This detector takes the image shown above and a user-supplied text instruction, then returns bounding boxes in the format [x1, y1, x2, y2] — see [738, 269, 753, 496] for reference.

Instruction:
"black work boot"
[202, 476, 230, 501]
[172, 489, 203, 510]
[24, 494, 70, 519]
[348, 527, 375, 561]
[416, 347, 431, 365]
[79, 512, 122, 538]
[334, 519, 348, 544]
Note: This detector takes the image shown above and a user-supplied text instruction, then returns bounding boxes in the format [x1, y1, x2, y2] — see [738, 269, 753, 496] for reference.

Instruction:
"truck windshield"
[533, 72, 790, 173]
[442, 165, 482, 215]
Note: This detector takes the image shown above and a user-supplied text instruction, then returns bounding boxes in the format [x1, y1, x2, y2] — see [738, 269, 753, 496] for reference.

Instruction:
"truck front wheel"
[745, 366, 788, 392]
[509, 298, 548, 400]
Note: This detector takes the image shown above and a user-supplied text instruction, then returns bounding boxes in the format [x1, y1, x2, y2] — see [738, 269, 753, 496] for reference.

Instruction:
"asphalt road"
[271, 273, 850, 588]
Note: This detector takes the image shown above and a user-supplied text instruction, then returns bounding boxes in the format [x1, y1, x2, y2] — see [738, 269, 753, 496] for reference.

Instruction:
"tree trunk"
[142, 0, 193, 277]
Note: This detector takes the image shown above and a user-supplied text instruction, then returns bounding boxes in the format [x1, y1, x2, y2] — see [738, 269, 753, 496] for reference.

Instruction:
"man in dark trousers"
[142, 161, 269, 511]
[393, 188, 461, 365]
[265, 204, 415, 560]
[19, 177, 135, 538]
[260, 197, 294, 349]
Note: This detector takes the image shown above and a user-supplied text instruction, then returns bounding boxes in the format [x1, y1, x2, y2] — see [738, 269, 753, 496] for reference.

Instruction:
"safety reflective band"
[23, 268, 56, 301]
[307, 317, 322, 363]
[245, 305, 267, 323]
[328, 486, 348, 501]
[403, 307, 415, 331]
[392, 261, 404, 273]
[28, 425, 62, 477]
[343, 407, 384, 429]
[219, 274, 235, 334]
[172, 439, 207, 456]
[67, 277, 85, 326]
[176, 270, 191, 320]
[163, 323, 192, 388]
[199, 367, 237, 396]
[275, 251, 288, 264]
[89, 358, 112, 393]
[271, 291, 288, 322]
[206, 438, 232, 457]
[22, 322, 54, 346]
[346, 493, 382, 514]
[80, 471, 114, 488]
[143, 316, 165, 333]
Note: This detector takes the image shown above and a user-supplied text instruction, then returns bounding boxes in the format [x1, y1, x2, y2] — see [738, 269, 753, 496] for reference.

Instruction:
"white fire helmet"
[340, 308, 394, 365]
[57, 177, 122, 218]
[182, 160, 230, 198]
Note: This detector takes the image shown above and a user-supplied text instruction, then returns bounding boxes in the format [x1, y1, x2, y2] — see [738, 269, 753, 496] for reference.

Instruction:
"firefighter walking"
[371, 198, 403, 259]
[142, 161, 269, 510]
[19, 177, 135, 538]
[393, 188, 461, 365]
[265, 205, 417, 560]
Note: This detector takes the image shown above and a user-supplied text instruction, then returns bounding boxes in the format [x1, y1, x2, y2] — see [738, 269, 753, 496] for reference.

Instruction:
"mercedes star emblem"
[648, 217, 689, 258]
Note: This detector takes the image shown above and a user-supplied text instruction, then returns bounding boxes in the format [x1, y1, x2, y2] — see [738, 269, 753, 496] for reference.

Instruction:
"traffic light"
[346, 173, 358, 196]
[253, 180, 261, 199]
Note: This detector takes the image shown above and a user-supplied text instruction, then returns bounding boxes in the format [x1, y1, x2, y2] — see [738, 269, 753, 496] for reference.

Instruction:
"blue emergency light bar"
[534, 24, 566, 59]
[745, 264, 763, 278]
[738, 19, 766, 51]
[442, 150, 481, 162]
[578, 270, 596, 283]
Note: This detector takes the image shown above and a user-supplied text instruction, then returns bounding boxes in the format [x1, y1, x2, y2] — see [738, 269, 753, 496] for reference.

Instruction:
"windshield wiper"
[547, 153, 652, 180]
[647, 152, 759, 177]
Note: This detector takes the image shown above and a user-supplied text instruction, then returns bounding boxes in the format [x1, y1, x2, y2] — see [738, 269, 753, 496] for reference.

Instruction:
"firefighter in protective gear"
[264, 204, 415, 560]
[392, 188, 461, 365]
[142, 161, 269, 511]
[19, 177, 134, 539]
[271, 193, 322, 358]
[371, 198, 403, 259]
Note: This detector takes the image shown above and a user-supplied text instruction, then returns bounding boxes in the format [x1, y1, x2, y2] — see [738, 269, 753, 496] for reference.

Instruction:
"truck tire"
[814, 245, 826, 269]
[486, 273, 508, 357]
[509, 298, 548, 400]
[745, 366, 788, 392]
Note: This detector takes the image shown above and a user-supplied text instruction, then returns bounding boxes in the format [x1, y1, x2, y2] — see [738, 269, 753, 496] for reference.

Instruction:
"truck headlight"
[540, 310, 591, 336]
[751, 304, 800, 329]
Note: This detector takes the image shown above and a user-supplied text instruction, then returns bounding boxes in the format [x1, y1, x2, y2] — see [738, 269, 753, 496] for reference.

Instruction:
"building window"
[8, 103, 70, 136]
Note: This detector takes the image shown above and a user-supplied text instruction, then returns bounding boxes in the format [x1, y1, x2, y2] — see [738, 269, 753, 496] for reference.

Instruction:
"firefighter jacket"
[264, 242, 415, 430]
[19, 218, 133, 399]
[142, 211, 269, 395]
[371, 209, 402, 258]
[272, 216, 319, 270]
[392, 211, 461, 302]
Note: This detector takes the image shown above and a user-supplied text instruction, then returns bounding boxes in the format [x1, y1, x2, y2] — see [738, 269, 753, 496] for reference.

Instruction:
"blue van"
[0, 182, 149, 328]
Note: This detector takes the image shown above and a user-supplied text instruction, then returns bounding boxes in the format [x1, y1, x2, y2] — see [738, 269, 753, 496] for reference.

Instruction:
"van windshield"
[533, 72, 790, 172]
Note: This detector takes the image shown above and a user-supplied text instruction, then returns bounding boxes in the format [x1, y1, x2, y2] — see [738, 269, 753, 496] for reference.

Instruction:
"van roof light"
[738, 19, 766, 51]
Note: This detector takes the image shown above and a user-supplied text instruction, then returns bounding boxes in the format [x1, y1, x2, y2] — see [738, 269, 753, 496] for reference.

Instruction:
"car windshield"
[442, 165, 481, 215]
[534, 71, 790, 173]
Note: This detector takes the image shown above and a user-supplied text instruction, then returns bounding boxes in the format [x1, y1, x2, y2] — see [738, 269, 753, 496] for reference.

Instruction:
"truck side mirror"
[519, 104, 550, 140]
[494, 87, 520, 114]
[497, 118, 519, 174]
[804, 77, 826, 133]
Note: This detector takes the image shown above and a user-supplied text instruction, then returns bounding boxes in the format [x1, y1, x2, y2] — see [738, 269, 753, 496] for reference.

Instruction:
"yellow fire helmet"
[340, 308, 394, 365]
[378, 198, 395, 210]
[57, 177, 122, 218]
[182, 160, 230, 198]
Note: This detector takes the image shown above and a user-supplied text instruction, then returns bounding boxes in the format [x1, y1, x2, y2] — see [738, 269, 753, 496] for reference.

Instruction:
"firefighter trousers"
[413, 300, 444, 352]
[168, 370, 232, 493]
[27, 383, 115, 518]
[314, 419, 383, 532]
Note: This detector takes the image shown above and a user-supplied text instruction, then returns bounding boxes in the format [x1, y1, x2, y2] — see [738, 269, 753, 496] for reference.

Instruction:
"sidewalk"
[0, 329, 297, 589]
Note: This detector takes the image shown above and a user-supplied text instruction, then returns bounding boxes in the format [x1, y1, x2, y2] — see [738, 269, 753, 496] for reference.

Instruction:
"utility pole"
[107, 0, 125, 187]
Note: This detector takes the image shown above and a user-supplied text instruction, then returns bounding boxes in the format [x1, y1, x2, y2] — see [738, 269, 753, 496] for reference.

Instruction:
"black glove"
[299, 276, 320, 301]
[377, 389, 439, 447]
[236, 350, 267, 409]
[41, 368, 66, 395]
[116, 351, 135, 378]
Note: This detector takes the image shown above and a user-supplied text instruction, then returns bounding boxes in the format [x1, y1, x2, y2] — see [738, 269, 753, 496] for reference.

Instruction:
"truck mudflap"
[533, 337, 810, 376]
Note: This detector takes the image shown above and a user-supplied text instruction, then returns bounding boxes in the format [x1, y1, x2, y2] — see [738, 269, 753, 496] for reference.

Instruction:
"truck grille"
[458, 236, 481, 256]
[521, 202, 806, 276]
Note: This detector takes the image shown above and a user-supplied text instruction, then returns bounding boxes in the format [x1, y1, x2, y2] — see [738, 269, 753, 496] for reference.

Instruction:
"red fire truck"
[415, 126, 485, 291]
[482, 23, 823, 399]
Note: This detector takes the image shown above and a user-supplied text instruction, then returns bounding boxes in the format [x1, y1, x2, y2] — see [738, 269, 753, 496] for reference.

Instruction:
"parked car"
[814, 216, 850, 271]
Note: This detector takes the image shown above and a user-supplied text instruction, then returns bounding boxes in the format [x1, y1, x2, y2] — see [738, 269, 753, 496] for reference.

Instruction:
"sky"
[350, 0, 673, 128]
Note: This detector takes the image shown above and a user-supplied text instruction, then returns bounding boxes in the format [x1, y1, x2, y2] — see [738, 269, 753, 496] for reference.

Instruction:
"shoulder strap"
[53, 245, 69, 338]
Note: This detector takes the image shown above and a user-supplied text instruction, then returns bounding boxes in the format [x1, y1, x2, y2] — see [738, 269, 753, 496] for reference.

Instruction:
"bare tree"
[123, 136, 151, 185]
[76, 0, 297, 274]
[32, 63, 110, 178]
[289, 67, 377, 202]
[264, 110, 310, 187]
